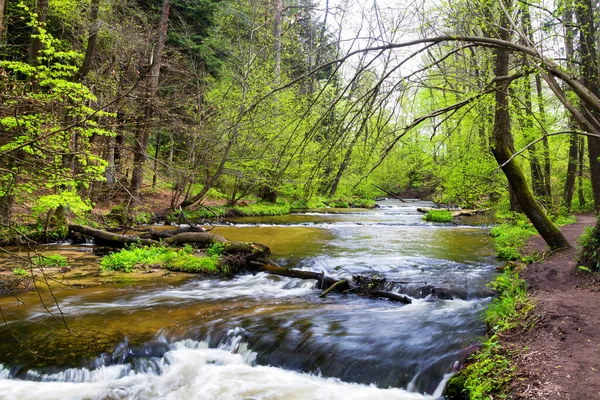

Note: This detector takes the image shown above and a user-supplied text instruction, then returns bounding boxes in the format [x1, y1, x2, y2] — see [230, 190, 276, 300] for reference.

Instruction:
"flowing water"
[0, 200, 499, 399]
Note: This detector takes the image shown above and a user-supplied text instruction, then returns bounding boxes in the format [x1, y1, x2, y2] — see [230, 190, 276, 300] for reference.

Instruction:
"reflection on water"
[0, 200, 499, 398]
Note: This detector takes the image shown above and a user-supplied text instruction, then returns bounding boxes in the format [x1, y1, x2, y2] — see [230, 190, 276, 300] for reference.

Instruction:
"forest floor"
[507, 213, 600, 399]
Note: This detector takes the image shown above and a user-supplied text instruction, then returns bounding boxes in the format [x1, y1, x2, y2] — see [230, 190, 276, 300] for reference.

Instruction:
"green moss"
[424, 209, 453, 222]
[100, 245, 226, 274]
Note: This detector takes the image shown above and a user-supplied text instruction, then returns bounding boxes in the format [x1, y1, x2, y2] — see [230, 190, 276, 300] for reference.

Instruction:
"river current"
[0, 200, 498, 399]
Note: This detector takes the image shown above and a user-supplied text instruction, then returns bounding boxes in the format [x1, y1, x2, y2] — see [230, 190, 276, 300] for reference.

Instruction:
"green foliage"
[552, 214, 577, 227]
[349, 198, 376, 208]
[455, 270, 533, 399]
[490, 213, 536, 261]
[327, 199, 349, 208]
[134, 211, 153, 225]
[35, 254, 68, 267]
[12, 267, 29, 276]
[578, 265, 592, 273]
[32, 191, 93, 219]
[100, 246, 225, 274]
[206, 242, 225, 257]
[577, 222, 600, 272]
[1, 4, 114, 220]
[423, 209, 454, 222]
[232, 203, 290, 216]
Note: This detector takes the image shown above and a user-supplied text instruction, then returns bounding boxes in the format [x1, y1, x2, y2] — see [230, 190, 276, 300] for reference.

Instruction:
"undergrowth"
[423, 209, 453, 222]
[491, 211, 576, 262]
[491, 212, 537, 261]
[577, 219, 600, 272]
[445, 270, 534, 399]
[100, 244, 227, 274]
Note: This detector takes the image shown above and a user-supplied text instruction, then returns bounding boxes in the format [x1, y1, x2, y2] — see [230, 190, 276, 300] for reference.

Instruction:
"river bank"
[499, 213, 600, 399]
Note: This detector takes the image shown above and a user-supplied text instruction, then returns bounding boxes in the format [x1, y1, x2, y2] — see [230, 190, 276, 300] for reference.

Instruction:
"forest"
[1, 0, 598, 233]
[2, 0, 600, 399]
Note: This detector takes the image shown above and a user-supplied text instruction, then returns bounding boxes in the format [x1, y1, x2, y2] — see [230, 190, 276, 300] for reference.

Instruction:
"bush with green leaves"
[490, 212, 537, 261]
[13, 267, 29, 277]
[0, 4, 114, 223]
[100, 245, 226, 274]
[423, 209, 453, 222]
[577, 221, 600, 272]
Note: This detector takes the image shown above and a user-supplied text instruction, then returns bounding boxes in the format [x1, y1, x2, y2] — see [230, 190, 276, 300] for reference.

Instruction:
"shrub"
[490, 216, 536, 261]
[13, 267, 29, 276]
[100, 246, 225, 274]
[423, 209, 453, 222]
[231, 203, 290, 216]
[577, 222, 600, 271]
[349, 198, 376, 208]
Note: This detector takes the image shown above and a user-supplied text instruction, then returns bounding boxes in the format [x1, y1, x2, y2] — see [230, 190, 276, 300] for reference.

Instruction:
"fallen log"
[68, 224, 160, 247]
[139, 225, 213, 240]
[164, 232, 269, 256]
[319, 280, 348, 298]
[251, 259, 411, 304]
[69, 224, 270, 257]
[372, 184, 406, 202]
[416, 207, 489, 217]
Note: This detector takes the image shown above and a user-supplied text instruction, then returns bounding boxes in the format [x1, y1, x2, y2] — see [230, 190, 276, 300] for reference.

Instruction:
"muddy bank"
[499, 214, 600, 399]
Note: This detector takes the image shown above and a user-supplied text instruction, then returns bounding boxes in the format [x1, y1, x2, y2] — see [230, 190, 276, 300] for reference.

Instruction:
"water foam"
[0, 337, 437, 400]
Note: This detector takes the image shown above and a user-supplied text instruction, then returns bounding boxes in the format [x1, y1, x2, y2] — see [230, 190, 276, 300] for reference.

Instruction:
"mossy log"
[416, 207, 489, 217]
[69, 224, 270, 257]
[69, 224, 161, 247]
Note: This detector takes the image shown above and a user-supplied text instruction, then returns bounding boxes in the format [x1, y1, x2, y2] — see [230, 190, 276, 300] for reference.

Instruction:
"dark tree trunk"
[564, 132, 579, 210]
[29, 0, 48, 66]
[576, 0, 600, 212]
[578, 135, 586, 206]
[130, 0, 170, 200]
[273, 0, 282, 82]
[562, 1, 578, 211]
[0, 0, 5, 39]
[491, 0, 570, 249]
[75, 0, 100, 81]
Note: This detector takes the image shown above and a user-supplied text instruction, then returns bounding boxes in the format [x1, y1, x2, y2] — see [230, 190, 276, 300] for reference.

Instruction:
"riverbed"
[0, 200, 498, 399]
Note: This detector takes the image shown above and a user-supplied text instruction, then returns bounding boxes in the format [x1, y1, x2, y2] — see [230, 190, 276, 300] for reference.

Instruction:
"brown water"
[0, 200, 498, 399]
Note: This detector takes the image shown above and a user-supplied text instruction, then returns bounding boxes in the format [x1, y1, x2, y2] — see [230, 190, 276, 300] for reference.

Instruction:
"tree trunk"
[75, 0, 100, 81]
[491, 0, 569, 249]
[562, 1, 578, 211]
[0, 0, 6, 39]
[578, 135, 586, 206]
[273, 0, 282, 83]
[29, 0, 48, 66]
[576, 0, 600, 212]
[564, 132, 578, 210]
[130, 0, 170, 200]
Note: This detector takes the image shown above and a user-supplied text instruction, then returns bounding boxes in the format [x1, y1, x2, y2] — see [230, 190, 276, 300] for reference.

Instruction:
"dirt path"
[508, 214, 600, 399]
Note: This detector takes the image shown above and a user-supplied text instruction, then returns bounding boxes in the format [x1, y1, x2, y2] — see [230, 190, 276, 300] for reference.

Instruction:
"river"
[0, 200, 498, 399]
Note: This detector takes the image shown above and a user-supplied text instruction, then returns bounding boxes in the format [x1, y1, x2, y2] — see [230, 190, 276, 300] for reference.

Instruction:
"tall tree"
[130, 0, 171, 201]
[489, 0, 569, 248]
